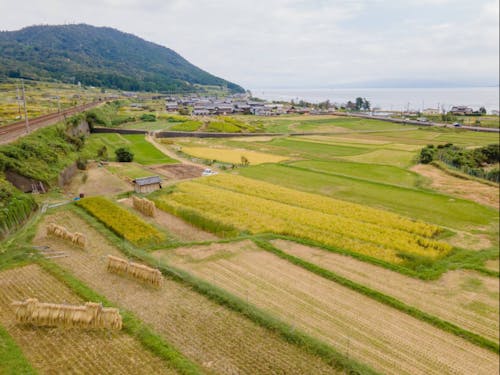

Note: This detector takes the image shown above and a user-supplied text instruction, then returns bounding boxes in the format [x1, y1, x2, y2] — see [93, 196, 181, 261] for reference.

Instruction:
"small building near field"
[133, 176, 162, 193]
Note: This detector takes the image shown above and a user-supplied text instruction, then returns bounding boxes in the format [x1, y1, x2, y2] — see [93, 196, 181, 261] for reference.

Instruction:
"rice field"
[0, 264, 178, 375]
[180, 146, 288, 165]
[272, 239, 500, 343]
[77, 197, 165, 246]
[154, 174, 451, 265]
[34, 211, 341, 375]
[155, 240, 499, 375]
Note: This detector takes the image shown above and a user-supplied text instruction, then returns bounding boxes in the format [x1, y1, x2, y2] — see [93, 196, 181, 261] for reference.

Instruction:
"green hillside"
[0, 24, 244, 93]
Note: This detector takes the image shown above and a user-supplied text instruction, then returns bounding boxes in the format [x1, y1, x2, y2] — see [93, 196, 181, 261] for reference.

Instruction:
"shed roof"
[133, 176, 162, 186]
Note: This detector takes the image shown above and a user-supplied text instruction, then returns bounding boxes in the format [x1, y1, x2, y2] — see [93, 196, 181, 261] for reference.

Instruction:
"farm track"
[34, 211, 341, 375]
[272, 239, 500, 343]
[158, 241, 500, 375]
[0, 264, 178, 375]
[0, 101, 103, 144]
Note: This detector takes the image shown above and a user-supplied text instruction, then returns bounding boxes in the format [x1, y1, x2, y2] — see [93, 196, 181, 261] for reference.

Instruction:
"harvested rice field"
[120, 197, 217, 242]
[34, 211, 341, 375]
[155, 240, 500, 375]
[0, 264, 178, 375]
[272, 239, 500, 343]
[180, 146, 289, 165]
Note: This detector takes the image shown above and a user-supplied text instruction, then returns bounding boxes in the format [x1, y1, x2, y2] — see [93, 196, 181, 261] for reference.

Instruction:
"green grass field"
[82, 134, 177, 165]
[290, 160, 423, 187]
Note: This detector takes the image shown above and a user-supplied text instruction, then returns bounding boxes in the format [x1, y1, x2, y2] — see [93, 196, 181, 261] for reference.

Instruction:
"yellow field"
[154, 174, 451, 264]
[77, 196, 165, 246]
[0, 264, 177, 375]
[181, 146, 289, 165]
[273, 239, 500, 343]
[155, 241, 499, 375]
[34, 211, 340, 375]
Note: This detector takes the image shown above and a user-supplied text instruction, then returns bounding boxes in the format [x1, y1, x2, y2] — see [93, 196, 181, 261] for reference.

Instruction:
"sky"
[0, 0, 498, 89]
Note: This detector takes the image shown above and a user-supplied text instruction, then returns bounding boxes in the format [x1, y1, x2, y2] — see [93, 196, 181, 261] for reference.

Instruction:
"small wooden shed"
[133, 176, 162, 194]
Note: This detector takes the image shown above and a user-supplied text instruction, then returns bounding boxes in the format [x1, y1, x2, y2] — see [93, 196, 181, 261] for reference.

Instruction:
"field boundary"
[36, 259, 203, 375]
[252, 239, 500, 353]
[71, 205, 380, 375]
[0, 323, 37, 375]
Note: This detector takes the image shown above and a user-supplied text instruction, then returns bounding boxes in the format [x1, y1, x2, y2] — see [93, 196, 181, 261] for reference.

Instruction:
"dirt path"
[120, 197, 217, 242]
[33, 211, 340, 375]
[272, 239, 499, 343]
[146, 134, 213, 170]
[156, 241, 499, 375]
[411, 164, 499, 209]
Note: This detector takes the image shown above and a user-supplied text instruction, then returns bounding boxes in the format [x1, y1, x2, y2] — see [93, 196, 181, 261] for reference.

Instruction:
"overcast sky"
[1, 0, 498, 89]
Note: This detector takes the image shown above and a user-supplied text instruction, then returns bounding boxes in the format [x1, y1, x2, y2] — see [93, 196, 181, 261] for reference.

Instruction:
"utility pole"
[21, 79, 30, 133]
[16, 83, 22, 117]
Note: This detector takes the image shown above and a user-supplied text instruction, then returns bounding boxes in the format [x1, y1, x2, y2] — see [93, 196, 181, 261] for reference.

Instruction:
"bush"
[115, 147, 134, 162]
[76, 157, 88, 170]
[140, 113, 157, 122]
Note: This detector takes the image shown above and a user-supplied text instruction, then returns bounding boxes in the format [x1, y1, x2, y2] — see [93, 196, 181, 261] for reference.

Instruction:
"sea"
[249, 87, 499, 113]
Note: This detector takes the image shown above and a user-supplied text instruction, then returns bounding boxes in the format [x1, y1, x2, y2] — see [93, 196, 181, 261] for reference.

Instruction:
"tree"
[419, 145, 436, 164]
[355, 97, 364, 111]
[115, 147, 134, 162]
[362, 98, 370, 111]
[479, 107, 487, 115]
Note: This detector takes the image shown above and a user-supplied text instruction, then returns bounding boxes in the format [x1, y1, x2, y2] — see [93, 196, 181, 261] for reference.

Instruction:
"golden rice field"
[0, 264, 178, 375]
[272, 239, 500, 343]
[154, 175, 451, 264]
[156, 241, 499, 375]
[77, 196, 165, 246]
[34, 211, 340, 375]
[180, 146, 289, 165]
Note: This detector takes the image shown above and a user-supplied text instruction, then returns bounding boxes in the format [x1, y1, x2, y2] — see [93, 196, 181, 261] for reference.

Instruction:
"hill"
[0, 24, 244, 93]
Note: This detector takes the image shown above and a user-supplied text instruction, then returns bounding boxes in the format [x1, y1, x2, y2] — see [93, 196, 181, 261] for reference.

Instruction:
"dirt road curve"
[0, 101, 104, 144]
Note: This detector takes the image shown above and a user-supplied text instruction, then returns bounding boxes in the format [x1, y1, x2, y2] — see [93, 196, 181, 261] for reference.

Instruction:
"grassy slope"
[82, 134, 177, 165]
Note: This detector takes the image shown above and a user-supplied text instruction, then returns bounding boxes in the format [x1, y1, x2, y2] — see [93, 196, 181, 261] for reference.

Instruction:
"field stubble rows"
[34, 211, 340, 375]
[155, 240, 500, 375]
[0, 264, 178, 375]
[272, 239, 499, 343]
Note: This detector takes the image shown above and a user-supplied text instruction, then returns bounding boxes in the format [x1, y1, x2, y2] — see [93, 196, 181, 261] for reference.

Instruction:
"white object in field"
[202, 168, 218, 176]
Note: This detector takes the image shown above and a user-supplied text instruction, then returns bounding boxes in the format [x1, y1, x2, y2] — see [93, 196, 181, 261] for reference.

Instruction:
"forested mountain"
[0, 24, 244, 93]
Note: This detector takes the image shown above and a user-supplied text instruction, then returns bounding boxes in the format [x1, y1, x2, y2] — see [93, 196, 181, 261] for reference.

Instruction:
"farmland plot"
[0, 264, 178, 375]
[156, 241, 500, 375]
[34, 211, 340, 375]
[272, 239, 499, 343]
[120, 197, 217, 242]
[154, 175, 451, 265]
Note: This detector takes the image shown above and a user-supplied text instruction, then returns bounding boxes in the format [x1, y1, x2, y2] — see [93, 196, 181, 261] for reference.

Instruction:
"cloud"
[1, 0, 498, 88]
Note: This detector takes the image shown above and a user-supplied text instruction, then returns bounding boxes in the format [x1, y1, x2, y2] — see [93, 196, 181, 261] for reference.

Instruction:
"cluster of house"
[164, 94, 334, 116]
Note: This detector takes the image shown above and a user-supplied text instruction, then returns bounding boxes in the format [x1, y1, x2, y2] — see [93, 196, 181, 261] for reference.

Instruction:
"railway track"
[0, 101, 104, 143]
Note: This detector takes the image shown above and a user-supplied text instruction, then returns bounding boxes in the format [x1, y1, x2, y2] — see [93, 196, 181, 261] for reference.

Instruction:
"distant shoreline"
[249, 87, 500, 112]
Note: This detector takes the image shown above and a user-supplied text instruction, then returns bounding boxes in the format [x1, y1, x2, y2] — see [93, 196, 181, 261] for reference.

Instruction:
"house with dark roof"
[133, 176, 162, 194]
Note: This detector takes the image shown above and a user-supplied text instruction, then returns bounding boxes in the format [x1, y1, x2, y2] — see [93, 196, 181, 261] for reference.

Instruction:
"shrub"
[140, 113, 157, 122]
[115, 147, 134, 162]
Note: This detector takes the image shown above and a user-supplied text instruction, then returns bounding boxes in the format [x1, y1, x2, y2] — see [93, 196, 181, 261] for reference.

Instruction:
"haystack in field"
[12, 298, 122, 330]
[107, 255, 163, 287]
[132, 196, 156, 217]
[46, 223, 86, 249]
